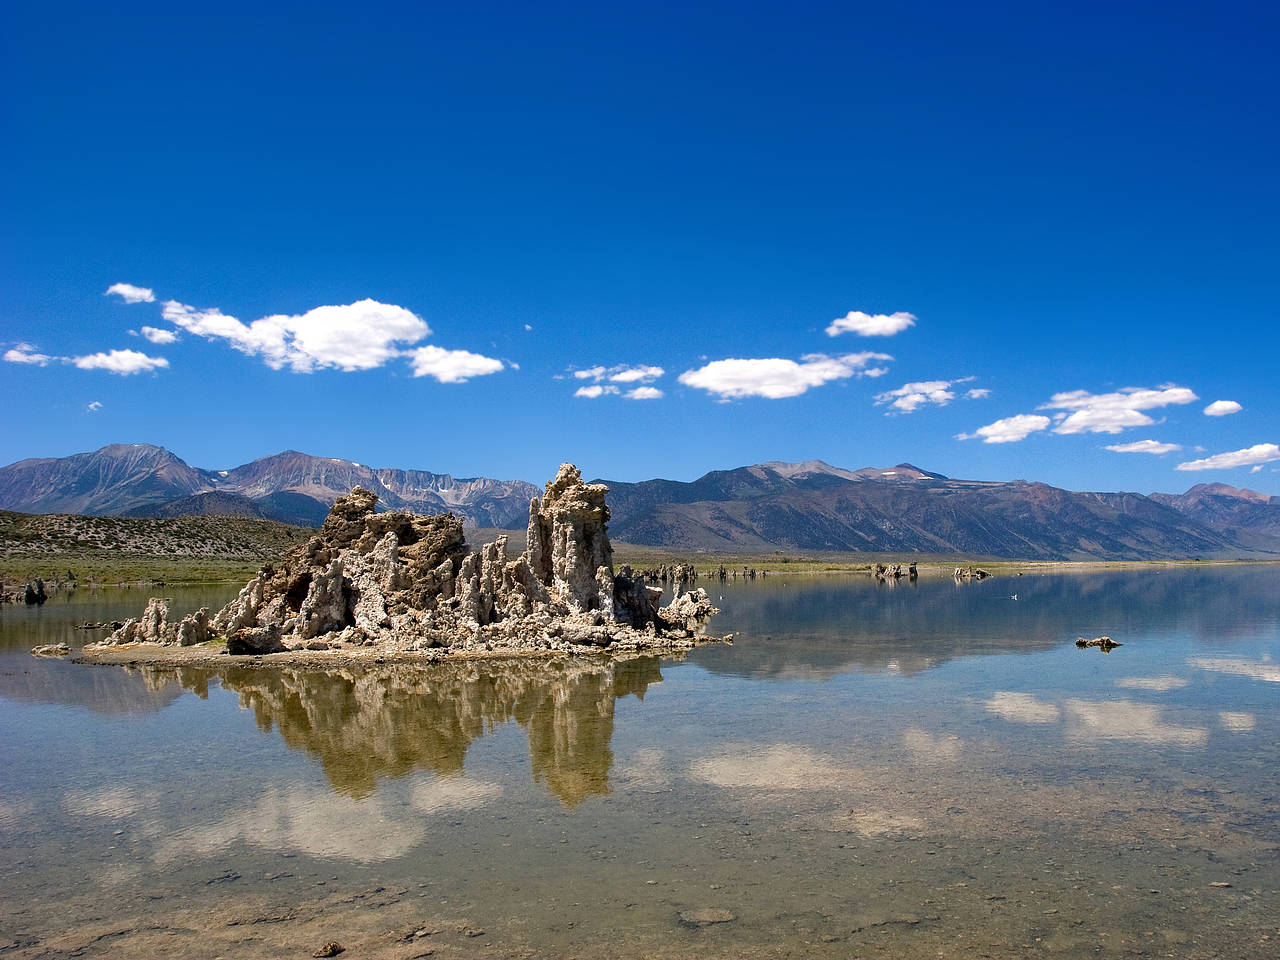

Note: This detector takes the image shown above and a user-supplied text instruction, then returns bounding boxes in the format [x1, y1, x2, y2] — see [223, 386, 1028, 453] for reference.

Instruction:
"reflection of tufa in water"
[92, 464, 723, 660]
[147, 656, 666, 804]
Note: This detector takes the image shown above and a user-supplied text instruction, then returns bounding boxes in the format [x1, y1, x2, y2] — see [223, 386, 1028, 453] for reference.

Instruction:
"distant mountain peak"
[1184, 482, 1270, 503]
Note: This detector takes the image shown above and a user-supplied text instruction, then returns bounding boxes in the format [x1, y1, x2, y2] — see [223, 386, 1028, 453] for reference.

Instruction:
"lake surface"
[1, 567, 1278, 958]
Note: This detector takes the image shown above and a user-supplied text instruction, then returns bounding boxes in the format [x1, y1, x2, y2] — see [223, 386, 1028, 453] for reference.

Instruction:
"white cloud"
[625, 386, 663, 399]
[1040, 385, 1197, 435]
[105, 282, 155, 304]
[957, 414, 1051, 444]
[139, 326, 178, 344]
[72, 349, 169, 375]
[609, 365, 664, 383]
[3, 343, 52, 365]
[164, 297, 430, 373]
[406, 345, 504, 382]
[1204, 400, 1242, 417]
[86, 400, 103, 413]
[157, 295, 502, 380]
[1251, 465, 1263, 473]
[826, 310, 917, 337]
[573, 364, 664, 384]
[523, 323, 533, 331]
[875, 378, 974, 414]
[678, 352, 892, 400]
[966, 387, 991, 399]
[1104, 439, 1182, 455]
[1176, 443, 1280, 472]
[574, 384, 619, 398]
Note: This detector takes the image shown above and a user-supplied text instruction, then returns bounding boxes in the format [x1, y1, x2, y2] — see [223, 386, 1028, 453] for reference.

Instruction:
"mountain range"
[0, 444, 539, 528]
[1, 444, 1277, 560]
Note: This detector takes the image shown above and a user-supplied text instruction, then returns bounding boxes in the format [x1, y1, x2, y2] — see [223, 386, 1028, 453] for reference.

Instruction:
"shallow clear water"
[1, 568, 1278, 958]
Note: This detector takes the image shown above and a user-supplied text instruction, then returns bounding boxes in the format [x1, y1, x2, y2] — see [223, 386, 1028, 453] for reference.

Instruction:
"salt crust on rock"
[94, 464, 721, 659]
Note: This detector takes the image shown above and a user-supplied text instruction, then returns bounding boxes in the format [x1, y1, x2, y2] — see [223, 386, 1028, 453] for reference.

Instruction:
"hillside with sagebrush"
[0, 510, 312, 584]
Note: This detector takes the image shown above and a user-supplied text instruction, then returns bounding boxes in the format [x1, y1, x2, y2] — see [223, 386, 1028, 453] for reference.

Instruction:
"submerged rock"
[92, 464, 723, 659]
[31, 643, 70, 658]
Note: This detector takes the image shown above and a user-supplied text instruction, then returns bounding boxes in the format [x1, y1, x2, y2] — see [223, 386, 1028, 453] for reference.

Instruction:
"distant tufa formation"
[98, 464, 721, 657]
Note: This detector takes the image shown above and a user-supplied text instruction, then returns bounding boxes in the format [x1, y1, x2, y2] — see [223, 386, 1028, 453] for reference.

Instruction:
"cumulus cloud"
[573, 366, 607, 380]
[157, 296, 503, 380]
[1104, 439, 1182, 455]
[574, 384, 619, 398]
[86, 400, 103, 413]
[138, 326, 178, 344]
[966, 387, 991, 399]
[826, 310, 917, 337]
[406, 345, 504, 382]
[1204, 400, 1242, 417]
[957, 414, 1051, 444]
[625, 386, 663, 399]
[163, 298, 431, 372]
[875, 377, 977, 414]
[679, 352, 892, 400]
[72, 349, 169, 375]
[105, 282, 155, 304]
[3, 343, 52, 365]
[1175, 443, 1280, 472]
[1040, 385, 1197, 435]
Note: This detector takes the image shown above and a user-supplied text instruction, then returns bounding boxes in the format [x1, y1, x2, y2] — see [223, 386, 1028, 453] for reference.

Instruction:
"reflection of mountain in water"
[156, 657, 665, 805]
[693, 566, 1280, 681]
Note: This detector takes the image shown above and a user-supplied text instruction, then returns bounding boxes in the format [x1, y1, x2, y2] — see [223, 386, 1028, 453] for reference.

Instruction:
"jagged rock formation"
[96, 464, 721, 658]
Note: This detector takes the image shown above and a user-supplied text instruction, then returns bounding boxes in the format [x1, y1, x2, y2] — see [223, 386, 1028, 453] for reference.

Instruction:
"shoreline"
[75, 634, 725, 669]
[8, 556, 1276, 592]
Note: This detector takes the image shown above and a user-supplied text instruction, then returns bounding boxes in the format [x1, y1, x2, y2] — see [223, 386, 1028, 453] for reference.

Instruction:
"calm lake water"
[1, 567, 1278, 958]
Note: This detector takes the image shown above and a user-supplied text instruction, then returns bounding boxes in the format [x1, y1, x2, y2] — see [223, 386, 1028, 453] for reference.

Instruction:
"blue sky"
[2, 0, 1277, 493]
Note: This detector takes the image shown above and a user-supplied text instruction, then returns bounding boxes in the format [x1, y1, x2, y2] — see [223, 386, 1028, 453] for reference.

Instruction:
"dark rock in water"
[227, 624, 286, 655]
[24, 579, 47, 605]
[1076, 636, 1122, 652]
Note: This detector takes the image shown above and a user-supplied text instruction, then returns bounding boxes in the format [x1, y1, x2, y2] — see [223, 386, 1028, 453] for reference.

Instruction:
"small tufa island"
[84, 464, 723, 662]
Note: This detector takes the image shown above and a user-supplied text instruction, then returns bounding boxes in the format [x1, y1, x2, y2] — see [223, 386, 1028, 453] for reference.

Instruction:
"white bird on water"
[1011, 594, 1018, 601]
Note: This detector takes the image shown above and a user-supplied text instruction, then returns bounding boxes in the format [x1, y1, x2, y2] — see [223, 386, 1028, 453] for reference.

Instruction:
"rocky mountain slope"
[598, 462, 1275, 560]
[1150, 483, 1280, 550]
[3, 447, 1278, 560]
[0, 445, 539, 528]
